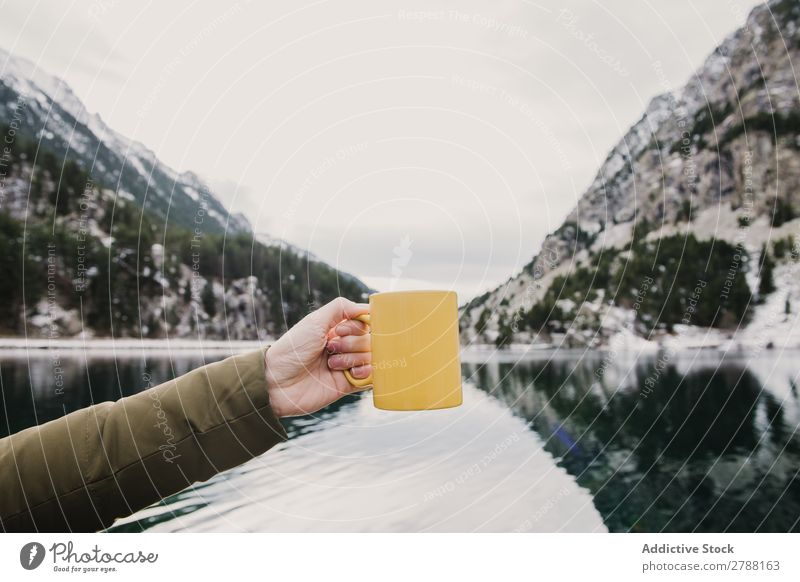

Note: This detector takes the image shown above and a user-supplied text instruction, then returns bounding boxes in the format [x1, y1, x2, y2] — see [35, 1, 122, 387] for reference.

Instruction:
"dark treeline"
[490, 233, 754, 347]
[0, 124, 367, 337]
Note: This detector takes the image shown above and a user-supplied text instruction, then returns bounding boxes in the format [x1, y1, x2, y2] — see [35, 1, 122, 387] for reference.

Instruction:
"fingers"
[340, 364, 373, 394]
[334, 319, 369, 337]
[317, 297, 369, 327]
[349, 364, 372, 380]
[327, 333, 370, 354]
[328, 351, 371, 370]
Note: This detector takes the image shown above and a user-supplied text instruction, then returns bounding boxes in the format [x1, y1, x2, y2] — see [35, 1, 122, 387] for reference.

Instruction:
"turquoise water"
[1, 347, 798, 532]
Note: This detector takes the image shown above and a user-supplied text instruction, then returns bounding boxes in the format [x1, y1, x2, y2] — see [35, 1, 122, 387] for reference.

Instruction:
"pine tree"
[202, 281, 217, 318]
[495, 313, 514, 348]
[758, 244, 776, 299]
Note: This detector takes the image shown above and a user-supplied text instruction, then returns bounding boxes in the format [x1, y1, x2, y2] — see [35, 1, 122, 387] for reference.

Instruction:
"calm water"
[1, 347, 798, 532]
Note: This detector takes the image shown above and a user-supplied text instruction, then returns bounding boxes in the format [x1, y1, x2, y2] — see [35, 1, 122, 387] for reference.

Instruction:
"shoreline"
[1, 336, 797, 357]
[0, 337, 269, 352]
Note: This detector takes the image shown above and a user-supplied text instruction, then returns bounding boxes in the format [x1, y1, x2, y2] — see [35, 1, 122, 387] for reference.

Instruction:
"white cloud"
[0, 0, 761, 299]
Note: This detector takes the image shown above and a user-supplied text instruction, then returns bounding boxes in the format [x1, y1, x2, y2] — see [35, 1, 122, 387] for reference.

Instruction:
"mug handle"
[341, 313, 373, 388]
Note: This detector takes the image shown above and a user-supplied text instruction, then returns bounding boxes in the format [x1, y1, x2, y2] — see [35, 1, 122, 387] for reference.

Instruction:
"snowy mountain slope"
[0, 47, 371, 339]
[462, 0, 800, 350]
[0, 46, 248, 233]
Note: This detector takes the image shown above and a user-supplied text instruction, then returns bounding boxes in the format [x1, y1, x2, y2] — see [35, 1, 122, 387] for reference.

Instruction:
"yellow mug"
[342, 290, 462, 411]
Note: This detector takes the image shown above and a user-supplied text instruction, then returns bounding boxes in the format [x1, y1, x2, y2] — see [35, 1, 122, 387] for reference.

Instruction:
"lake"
[1, 345, 798, 532]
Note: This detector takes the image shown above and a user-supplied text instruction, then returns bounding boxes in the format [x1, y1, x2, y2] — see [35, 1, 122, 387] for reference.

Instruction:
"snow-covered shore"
[3, 318, 798, 357]
[4, 264, 799, 359]
[0, 337, 269, 354]
[462, 315, 800, 360]
[463, 259, 800, 359]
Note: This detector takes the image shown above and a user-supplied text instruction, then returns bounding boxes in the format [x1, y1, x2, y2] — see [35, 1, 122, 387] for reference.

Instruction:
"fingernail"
[326, 342, 336, 354]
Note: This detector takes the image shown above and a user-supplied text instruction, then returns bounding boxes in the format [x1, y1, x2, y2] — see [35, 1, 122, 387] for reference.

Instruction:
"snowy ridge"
[461, 0, 800, 351]
[0, 45, 249, 233]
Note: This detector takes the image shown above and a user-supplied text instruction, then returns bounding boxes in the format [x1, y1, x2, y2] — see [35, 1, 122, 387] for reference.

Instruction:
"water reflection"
[0, 352, 367, 442]
[1, 353, 209, 438]
[465, 350, 800, 532]
[1, 349, 605, 532]
[1, 348, 798, 532]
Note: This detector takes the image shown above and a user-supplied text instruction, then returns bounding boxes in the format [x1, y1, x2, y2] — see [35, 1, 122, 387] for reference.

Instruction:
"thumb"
[316, 297, 369, 327]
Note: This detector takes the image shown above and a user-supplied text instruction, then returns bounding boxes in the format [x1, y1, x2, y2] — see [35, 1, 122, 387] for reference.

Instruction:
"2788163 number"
[730, 560, 780, 571]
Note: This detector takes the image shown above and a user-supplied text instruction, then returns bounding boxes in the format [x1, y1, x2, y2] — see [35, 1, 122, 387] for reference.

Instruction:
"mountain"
[0, 46, 248, 234]
[461, 0, 800, 350]
[0, 49, 368, 339]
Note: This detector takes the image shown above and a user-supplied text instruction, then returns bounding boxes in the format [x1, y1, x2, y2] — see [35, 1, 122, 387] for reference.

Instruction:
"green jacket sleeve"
[0, 348, 287, 532]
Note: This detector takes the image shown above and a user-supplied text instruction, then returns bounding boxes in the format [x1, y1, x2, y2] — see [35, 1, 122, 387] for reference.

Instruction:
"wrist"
[263, 347, 286, 418]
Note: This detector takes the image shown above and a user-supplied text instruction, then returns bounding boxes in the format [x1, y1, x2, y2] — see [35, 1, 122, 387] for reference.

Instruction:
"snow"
[598, 257, 800, 353]
[737, 262, 800, 350]
[556, 298, 576, 313]
[591, 221, 633, 253]
[655, 205, 800, 252]
[606, 327, 660, 353]
[0, 337, 269, 355]
[0, 46, 244, 236]
[185, 187, 201, 201]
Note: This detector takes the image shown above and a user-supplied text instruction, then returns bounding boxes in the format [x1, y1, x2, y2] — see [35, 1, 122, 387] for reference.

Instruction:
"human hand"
[264, 297, 372, 417]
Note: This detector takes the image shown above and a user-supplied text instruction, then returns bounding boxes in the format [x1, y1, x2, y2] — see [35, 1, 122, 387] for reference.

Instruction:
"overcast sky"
[1, 0, 762, 300]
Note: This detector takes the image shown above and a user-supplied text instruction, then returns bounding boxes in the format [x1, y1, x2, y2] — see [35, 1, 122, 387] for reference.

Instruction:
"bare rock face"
[463, 0, 800, 347]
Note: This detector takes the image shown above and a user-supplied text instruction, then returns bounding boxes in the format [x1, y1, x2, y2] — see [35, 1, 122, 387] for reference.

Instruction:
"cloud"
[0, 0, 761, 300]
[0, 0, 128, 83]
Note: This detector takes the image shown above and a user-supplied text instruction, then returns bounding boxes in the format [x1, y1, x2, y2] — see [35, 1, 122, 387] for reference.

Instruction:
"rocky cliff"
[461, 0, 800, 350]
